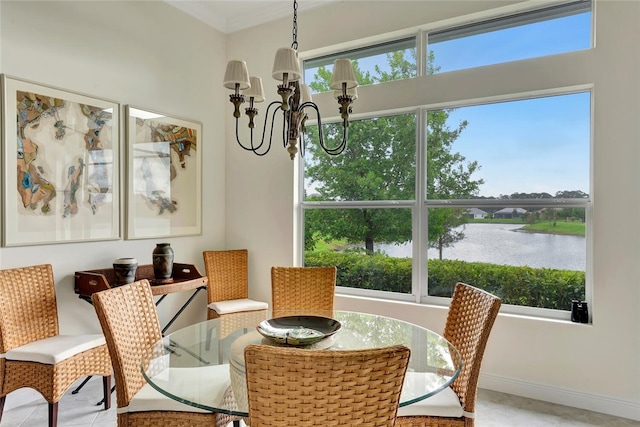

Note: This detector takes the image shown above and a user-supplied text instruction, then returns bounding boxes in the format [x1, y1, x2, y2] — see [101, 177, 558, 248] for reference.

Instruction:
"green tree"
[425, 105, 483, 258]
[304, 49, 483, 255]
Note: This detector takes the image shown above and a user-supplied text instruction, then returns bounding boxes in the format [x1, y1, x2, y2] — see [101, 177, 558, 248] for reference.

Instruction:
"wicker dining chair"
[244, 344, 411, 427]
[0, 263, 112, 427]
[396, 282, 502, 427]
[91, 279, 241, 427]
[203, 249, 268, 321]
[270, 266, 337, 318]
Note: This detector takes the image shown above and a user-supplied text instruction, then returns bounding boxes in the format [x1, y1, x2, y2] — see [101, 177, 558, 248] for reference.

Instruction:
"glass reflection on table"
[142, 310, 461, 417]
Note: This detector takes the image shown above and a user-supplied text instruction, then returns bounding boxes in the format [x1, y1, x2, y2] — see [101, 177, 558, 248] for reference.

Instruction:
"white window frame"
[296, 1, 594, 320]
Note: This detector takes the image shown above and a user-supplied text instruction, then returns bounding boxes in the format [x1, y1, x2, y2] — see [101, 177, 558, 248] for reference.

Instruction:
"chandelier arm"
[248, 126, 265, 156]
[264, 100, 284, 155]
[234, 118, 260, 153]
[299, 103, 348, 156]
[323, 118, 349, 156]
[263, 104, 283, 154]
[235, 113, 272, 156]
[299, 128, 306, 158]
[282, 109, 289, 149]
[234, 101, 283, 156]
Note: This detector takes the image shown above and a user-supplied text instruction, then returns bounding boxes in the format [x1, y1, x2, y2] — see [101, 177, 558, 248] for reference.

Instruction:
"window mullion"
[417, 29, 427, 78]
[414, 108, 427, 302]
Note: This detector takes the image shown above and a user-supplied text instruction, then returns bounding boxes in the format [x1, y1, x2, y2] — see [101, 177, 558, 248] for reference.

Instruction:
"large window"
[428, 1, 592, 73]
[304, 38, 417, 92]
[424, 93, 590, 311]
[300, 1, 592, 319]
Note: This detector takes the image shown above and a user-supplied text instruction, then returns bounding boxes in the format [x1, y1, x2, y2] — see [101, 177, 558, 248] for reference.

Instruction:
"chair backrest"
[0, 264, 59, 352]
[270, 266, 337, 318]
[92, 279, 162, 408]
[445, 282, 501, 414]
[203, 249, 249, 303]
[244, 344, 410, 427]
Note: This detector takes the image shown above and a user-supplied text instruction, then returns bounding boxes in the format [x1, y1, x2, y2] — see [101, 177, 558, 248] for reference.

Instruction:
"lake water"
[377, 223, 586, 271]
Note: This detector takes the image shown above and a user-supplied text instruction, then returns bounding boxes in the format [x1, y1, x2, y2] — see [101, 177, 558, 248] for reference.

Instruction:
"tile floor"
[0, 377, 638, 426]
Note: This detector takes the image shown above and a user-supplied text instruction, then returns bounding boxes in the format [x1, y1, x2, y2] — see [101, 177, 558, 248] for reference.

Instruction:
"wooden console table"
[74, 262, 208, 398]
[75, 262, 206, 296]
[75, 262, 207, 333]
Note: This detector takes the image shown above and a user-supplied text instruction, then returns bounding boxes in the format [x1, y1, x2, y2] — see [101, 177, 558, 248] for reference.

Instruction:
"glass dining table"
[141, 310, 462, 418]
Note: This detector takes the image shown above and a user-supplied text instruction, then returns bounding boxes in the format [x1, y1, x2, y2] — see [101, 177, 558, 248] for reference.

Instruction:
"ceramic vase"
[153, 243, 174, 280]
[113, 258, 138, 286]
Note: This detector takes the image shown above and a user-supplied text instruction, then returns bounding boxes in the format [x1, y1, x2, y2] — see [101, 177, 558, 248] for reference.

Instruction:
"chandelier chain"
[291, 0, 298, 50]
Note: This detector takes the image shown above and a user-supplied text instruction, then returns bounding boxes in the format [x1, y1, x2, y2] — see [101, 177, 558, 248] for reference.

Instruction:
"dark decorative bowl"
[257, 315, 341, 346]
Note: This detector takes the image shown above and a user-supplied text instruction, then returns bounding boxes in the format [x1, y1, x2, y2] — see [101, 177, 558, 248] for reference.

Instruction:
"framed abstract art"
[1, 75, 120, 246]
[125, 106, 202, 239]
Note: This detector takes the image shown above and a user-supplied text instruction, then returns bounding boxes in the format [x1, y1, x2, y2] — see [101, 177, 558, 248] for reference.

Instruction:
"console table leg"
[71, 376, 92, 394]
[161, 286, 206, 335]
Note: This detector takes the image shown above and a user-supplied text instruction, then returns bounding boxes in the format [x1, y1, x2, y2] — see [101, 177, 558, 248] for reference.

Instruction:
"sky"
[443, 93, 590, 198]
[303, 10, 592, 198]
[430, 12, 591, 197]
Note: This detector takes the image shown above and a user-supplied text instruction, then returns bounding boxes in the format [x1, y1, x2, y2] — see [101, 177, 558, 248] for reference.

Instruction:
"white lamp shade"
[223, 60, 251, 90]
[334, 86, 358, 101]
[331, 58, 358, 90]
[272, 47, 302, 82]
[244, 76, 265, 102]
[299, 84, 313, 104]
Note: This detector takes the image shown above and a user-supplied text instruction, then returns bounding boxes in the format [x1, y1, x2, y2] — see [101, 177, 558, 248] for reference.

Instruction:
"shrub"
[305, 252, 585, 310]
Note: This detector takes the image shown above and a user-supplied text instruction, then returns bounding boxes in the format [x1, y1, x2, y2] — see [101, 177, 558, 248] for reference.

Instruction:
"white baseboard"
[480, 373, 640, 421]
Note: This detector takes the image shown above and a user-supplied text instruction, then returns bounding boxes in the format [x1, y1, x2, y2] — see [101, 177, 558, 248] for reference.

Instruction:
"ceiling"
[163, 1, 338, 34]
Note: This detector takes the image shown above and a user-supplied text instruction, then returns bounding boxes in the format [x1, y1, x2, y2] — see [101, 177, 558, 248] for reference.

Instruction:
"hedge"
[305, 251, 585, 311]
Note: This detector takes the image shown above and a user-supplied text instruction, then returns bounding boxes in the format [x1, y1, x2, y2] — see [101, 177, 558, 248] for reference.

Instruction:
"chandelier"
[222, 0, 358, 160]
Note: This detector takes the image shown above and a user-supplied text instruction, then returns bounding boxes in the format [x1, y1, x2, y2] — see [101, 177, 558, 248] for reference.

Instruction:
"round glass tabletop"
[142, 310, 462, 417]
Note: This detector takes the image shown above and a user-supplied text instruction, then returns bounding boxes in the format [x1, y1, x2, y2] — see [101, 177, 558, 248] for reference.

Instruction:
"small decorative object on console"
[152, 243, 174, 280]
[112, 258, 138, 285]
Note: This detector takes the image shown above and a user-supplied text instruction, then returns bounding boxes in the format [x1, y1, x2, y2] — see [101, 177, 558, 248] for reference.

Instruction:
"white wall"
[0, 0, 227, 336]
[225, 0, 640, 420]
[1, 0, 639, 420]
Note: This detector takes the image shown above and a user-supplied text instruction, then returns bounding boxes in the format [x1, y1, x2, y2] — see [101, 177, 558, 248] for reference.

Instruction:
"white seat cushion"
[397, 385, 464, 418]
[121, 364, 232, 414]
[208, 298, 268, 315]
[6, 334, 105, 365]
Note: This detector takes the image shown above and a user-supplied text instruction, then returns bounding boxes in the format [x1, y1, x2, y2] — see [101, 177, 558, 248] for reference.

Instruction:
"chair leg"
[103, 375, 111, 410]
[0, 395, 5, 422]
[48, 401, 58, 427]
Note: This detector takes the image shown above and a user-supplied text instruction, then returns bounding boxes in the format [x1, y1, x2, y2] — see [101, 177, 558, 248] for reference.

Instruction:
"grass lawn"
[519, 221, 585, 236]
